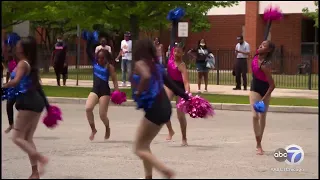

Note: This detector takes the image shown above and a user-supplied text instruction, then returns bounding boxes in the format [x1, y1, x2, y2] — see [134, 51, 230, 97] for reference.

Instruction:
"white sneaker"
[197, 89, 201, 93]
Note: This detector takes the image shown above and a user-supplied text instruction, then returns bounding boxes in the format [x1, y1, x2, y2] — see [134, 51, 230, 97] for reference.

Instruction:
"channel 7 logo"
[273, 144, 304, 165]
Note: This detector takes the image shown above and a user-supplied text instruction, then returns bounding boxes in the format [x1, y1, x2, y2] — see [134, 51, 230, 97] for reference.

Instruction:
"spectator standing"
[51, 35, 68, 86]
[188, 39, 211, 93]
[116, 31, 132, 87]
[234, 35, 250, 90]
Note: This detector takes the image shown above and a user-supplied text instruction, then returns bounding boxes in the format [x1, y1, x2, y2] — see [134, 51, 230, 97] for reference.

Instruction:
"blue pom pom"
[92, 31, 99, 44]
[7, 33, 21, 47]
[167, 7, 185, 21]
[253, 101, 266, 113]
[81, 30, 88, 40]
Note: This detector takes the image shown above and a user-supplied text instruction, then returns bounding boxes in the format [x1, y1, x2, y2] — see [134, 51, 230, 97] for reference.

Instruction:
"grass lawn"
[42, 85, 318, 107]
[40, 68, 319, 90]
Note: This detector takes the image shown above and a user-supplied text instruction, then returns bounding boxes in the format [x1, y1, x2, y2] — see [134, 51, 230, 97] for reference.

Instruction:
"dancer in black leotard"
[131, 39, 189, 179]
[249, 40, 275, 155]
[2, 36, 50, 178]
[85, 49, 119, 141]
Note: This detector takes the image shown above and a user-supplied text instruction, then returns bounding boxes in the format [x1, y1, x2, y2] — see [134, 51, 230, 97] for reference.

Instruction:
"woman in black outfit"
[188, 39, 212, 93]
[131, 39, 189, 179]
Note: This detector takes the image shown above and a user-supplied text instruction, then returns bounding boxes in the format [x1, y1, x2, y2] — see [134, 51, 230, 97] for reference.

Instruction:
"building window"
[301, 18, 318, 56]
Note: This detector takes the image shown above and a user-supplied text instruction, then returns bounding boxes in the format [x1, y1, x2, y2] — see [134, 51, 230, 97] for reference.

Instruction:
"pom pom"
[263, 5, 283, 21]
[7, 33, 21, 47]
[253, 101, 266, 113]
[81, 30, 93, 41]
[42, 105, 63, 129]
[167, 7, 185, 21]
[92, 31, 99, 44]
[1, 88, 20, 101]
[177, 93, 215, 118]
[111, 90, 127, 105]
[8, 60, 17, 72]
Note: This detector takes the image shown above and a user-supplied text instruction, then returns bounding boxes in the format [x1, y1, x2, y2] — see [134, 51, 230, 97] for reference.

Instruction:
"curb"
[47, 97, 318, 114]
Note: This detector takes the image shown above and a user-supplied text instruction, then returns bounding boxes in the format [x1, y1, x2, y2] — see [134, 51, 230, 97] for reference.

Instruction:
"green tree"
[302, 1, 318, 28]
[69, 1, 239, 40]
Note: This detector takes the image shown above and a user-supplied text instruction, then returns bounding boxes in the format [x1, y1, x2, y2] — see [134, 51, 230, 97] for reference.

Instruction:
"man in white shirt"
[95, 37, 112, 55]
[234, 35, 250, 90]
[116, 31, 132, 87]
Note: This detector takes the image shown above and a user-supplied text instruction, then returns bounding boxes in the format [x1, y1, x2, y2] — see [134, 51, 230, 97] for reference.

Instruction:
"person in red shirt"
[51, 35, 68, 86]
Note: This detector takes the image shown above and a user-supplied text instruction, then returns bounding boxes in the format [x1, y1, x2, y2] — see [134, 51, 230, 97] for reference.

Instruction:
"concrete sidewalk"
[40, 78, 318, 99]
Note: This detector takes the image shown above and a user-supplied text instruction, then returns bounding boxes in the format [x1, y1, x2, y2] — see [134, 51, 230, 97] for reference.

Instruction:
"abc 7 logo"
[273, 144, 304, 165]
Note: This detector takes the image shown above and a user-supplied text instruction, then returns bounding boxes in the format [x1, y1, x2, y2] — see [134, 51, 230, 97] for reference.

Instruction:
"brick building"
[158, 1, 319, 73]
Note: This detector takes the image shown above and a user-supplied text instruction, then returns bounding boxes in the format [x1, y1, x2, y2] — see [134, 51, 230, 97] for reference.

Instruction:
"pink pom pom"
[111, 90, 127, 105]
[177, 93, 215, 119]
[263, 5, 283, 21]
[42, 105, 63, 129]
[8, 60, 17, 72]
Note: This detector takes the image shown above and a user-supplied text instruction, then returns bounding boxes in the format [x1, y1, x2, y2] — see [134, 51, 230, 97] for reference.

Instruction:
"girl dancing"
[85, 49, 119, 141]
[165, 43, 190, 146]
[2, 36, 50, 178]
[250, 40, 275, 155]
[5, 56, 18, 133]
[131, 39, 189, 179]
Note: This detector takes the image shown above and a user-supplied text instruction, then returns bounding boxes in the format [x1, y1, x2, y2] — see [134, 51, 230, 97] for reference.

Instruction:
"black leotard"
[91, 62, 111, 98]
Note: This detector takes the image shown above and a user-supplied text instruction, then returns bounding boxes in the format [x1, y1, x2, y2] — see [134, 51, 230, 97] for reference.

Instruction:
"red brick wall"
[271, 14, 302, 56]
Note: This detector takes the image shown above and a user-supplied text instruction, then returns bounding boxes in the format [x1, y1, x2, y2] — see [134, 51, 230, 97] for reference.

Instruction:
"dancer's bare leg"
[12, 110, 48, 178]
[24, 113, 41, 179]
[134, 118, 175, 179]
[176, 97, 188, 146]
[164, 86, 175, 140]
[85, 92, 99, 141]
[99, 95, 111, 140]
[249, 91, 264, 155]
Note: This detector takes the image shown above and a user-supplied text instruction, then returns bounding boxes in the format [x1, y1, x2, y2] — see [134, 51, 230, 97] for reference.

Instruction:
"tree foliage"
[302, 1, 318, 28]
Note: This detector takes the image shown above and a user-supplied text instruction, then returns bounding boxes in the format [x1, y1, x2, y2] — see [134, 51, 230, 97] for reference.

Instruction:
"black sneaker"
[233, 87, 241, 90]
[243, 87, 247, 91]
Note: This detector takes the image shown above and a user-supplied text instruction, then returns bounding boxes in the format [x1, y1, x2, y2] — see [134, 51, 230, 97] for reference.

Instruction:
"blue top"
[2, 70, 32, 100]
[131, 64, 165, 111]
[93, 62, 109, 82]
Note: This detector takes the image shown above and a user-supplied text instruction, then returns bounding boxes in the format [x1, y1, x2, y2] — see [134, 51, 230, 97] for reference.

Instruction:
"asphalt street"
[1, 103, 318, 179]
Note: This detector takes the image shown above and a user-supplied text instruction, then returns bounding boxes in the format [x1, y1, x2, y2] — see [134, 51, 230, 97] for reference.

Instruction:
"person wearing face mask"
[234, 35, 250, 90]
[188, 39, 212, 93]
[95, 37, 112, 56]
[51, 35, 68, 86]
[115, 31, 132, 87]
[153, 37, 165, 65]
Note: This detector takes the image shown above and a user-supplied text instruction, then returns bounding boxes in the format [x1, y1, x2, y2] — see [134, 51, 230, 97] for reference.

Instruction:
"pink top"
[167, 47, 183, 82]
[251, 55, 268, 82]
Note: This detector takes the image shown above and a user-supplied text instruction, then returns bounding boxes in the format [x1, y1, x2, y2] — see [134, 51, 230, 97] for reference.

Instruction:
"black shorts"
[91, 87, 111, 98]
[250, 78, 269, 97]
[15, 91, 45, 113]
[145, 89, 172, 126]
[172, 80, 185, 96]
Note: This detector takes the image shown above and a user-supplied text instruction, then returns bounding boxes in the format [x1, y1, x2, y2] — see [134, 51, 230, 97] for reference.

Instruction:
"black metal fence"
[38, 46, 319, 90]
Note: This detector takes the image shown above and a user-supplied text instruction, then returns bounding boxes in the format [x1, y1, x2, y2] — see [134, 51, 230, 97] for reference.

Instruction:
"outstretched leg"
[134, 118, 175, 179]
[98, 95, 111, 140]
[249, 91, 264, 155]
[85, 92, 99, 141]
[176, 97, 188, 146]
[164, 86, 175, 141]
